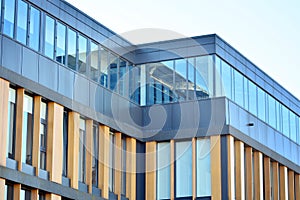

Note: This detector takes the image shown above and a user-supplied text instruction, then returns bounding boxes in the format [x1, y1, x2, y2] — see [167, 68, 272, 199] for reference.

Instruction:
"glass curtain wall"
[3, 0, 16, 37]
[16, 0, 28, 45]
[7, 88, 16, 159]
[56, 22, 66, 64]
[67, 29, 77, 70]
[29, 6, 40, 51]
[90, 42, 100, 82]
[44, 15, 55, 59]
[78, 35, 88, 75]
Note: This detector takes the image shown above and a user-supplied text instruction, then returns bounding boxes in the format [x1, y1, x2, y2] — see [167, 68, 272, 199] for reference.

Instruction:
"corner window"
[40, 101, 47, 170]
[44, 15, 55, 59]
[3, 0, 16, 37]
[7, 88, 16, 159]
[29, 6, 40, 51]
[78, 118, 86, 183]
[16, 0, 28, 45]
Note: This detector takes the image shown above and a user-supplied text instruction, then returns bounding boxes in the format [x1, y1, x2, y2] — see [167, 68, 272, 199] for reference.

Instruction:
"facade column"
[272, 162, 279, 200]
[145, 141, 156, 200]
[99, 125, 110, 199]
[279, 165, 288, 200]
[45, 194, 61, 200]
[245, 147, 253, 200]
[14, 184, 21, 200]
[31, 189, 38, 200]
[114, 132, 122, 200]
[126, 137, 136, 200]
[67, 112, 80, 189]
[295, 173, 300, 200]
[32, 96, 41, 176]
[235, 140, 245, 200]
[211, 135, 221, 200]
[288, 170, 295, 200]
[0, 78, 9, 167]
[253, 151, 263, 200]
[46, 102, 63, 184]
[15, 88, 25, 171]
[227, 135, 235, 200]
[0, 178, 5, 200]
[263, 157, 271, 200]
[85, 119, 93, 193]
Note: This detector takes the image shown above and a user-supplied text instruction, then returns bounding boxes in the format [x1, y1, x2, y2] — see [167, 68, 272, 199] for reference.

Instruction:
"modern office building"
[0, 0, 299, 200]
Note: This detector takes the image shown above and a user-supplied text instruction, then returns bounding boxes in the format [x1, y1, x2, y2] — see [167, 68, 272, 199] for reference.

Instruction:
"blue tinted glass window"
[56, 22, 66, 64]
[175, 59, 187, 101]
[248, 81, 257, 116]
[221, 61, 232, 100]
[196, 56, 213, 99]
[215, 56, 223, 96]
[243, 78, 249, 110]
[29, 7, 40, 51]
[257, 87, 266, 122]
[234, 70, 244, 107]
[16, 0, 28, 44]
[276, 101, 282, 132]
[268, 95, 276, 128]
[157, 143, 171, 200]
[100, 47, 109, 87]
[44, 16, 55, 59]
[3, 0, 16, 37]
[290, 112, 296, 142]
[90, 42, 99, 81]
[78, 35, 87, 75]
[109, 54, 118, 91]
[119, 59, 127, 96]
[187, 58, 195, 100]
[67, 29, 77, 70]
[282, 106, 290, 137]
[22, 94, 33, 165]
[298, 117, 300, 144]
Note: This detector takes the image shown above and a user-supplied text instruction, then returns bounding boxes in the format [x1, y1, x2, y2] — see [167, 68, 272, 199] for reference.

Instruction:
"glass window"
[267, 95, 276, 129]
[129, 65, 141, 104]
[90, 42, 99, 81]
[215, 56, 223, 97]
[20, 188, 31, 200]
[221, 60, 232, 100]
[187, 58, 195, 100]
[175, 59, 187, 101]
[92, 124, 99, 186]
[56, 22, 66, 64]
[290, 112, 296, 142]
[121, 137, 126, 195]
[157, 142, 170, 200]
[234, 70, 244, 107]
[5, 184, 14, 200]
[16, 0, 28, 45]
[22, 94, 33, 165]
[276, 101, 282, 132]
[3, 0, 16, 37]
[119, 59, 127, 96]
[29, 6, 40, 51]
[196, 138, 211, 197]
[109, 54, 119, 91]
[62, 110, 68, 177]
[248, 81, 257, 116]
[298, 117, 300, 144]
[195, 56, 213, 99]
[67, 29, 77, 70]
[257, 87, 266, 122]
[7, 88, 16, 159]
[78, 118, 86, 183]
[100, 47, 109, 87]
[40, 102, 47, 170]
[243, 78, 249, 111]
[109, 132, 115, 192]
[44, 16, 55, 59]
[78, 35, 87, 75]
[176, 141, 192, 198]
[282, 106, 290, 138]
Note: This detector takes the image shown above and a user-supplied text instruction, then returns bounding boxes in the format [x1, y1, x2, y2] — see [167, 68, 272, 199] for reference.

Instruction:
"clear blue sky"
[66, 0, 300, 100]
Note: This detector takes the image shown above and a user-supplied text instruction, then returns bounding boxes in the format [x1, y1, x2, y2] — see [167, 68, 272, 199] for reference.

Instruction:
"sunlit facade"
[0, 0, 299, 200]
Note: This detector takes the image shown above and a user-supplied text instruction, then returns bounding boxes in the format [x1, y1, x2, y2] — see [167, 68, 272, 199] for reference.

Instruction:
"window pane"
[67, 29, 77, 70]
[176, 141, 192, 197]
[109, 54, 119, 91]
[157, 142, 170, 200]
[195, 56, 213, 99]
[234, 70, 244, 107]
[290, 112, 297, 142]
[29, 7, 40, 51]
[196, 138, 211, 197]
[248, 81, 257, 116]
[90, 42, 99, 81]
[119, 59, 126, 96]
[175, 59, 187, 101]
[16, 0, 28, 44]
[92, 124, 98, 186]
[243, 78, 249, 111]
[215, 56, 223, 97]
[78, 35, 87, 75]
[62, 111, 68, 176]
[3, 0, 16, 37]
[78, 118, 86, 183]
[22, 95, 33, 165]
[282, 106, 290, 137]
[129, 65, 141, 104]
[187, 58, 195, 100]
[44, 16, 55, 59]
[100, 47, 109, 87]
[257, 87, 266, 122]
[56, 22, 66, 64]
[268, 95, 276, 128]
[221, 60, 232, 100]
[276, 101, 282, 132]
[109, 133, 115, 192]
[7, 88, 16, 159]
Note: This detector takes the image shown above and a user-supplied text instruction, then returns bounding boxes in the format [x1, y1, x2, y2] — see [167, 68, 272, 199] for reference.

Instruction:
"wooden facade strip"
[32, 96, 41, 176]
[211, 135, 221, 200]
[0, 78, 9, 167]
[145, 141, 156, 200]
[235, 140, 245, 200]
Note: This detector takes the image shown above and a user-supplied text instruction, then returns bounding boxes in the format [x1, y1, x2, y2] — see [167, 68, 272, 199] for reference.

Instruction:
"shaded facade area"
[0, 0, 299, 200]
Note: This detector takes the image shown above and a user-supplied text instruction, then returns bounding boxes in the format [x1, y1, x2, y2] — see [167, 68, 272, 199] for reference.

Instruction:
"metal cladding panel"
[74, 74, 89, 106]
[38, 56, 58, 91]
[22, 47, 39, 82]
[58, 65, 75, 99]
[2, 37, 22, 74]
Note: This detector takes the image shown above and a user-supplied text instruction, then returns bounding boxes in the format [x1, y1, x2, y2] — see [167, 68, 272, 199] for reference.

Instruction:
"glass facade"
[16, 0, 28, 45]
[7, 88, 16, 159]
[90, 42, 99, 82]
[92, 124, 99, 186]
[157, 142, 171, 200]
[29, 6, 40, 51]
[22, 94, 33, 165]
[40, 102, 47, 170]
[44, 16, 55, 59]
[78, 35, 88, 75]
[3, 0, 15, 37]
[67, 29, 77, 70]
[78, 118, 86, 183]
[56, 22, 66, 64]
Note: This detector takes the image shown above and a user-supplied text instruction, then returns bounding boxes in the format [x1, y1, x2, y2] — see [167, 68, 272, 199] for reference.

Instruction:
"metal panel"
[2, 37, 22, 74]
[58, 66, 75, 99]
[39, 56, 58, 91]
[22, 47, 39, 82]
[74, 74, 90, 106]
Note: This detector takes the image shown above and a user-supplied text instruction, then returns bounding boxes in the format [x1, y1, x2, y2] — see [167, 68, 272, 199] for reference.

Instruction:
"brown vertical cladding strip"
[254, 151, 263, 200]
[288, 170, 295, 200]
[170, 140, 175, 200]
[0, 178, 5, 199]
[14, 184, 21, 200]
[145, 141, 156, 200]
[295, 173, 300, 200]
[0, 78, 9, 167]
[85, 119, 93, 193]
[211, 135, 221, 200]
[235, 140, 245, 200]
[245, 147, 253, 200]
[126, 137, 136, 200]
[46, 102, 63, 184]
[97, 125, 102, 191]
[67, 112, 80, 189]
[15, 88, 25, 171]
[99, 125, 110, 199]
[192, 138, 196, 200]
[272, 162, 279, 200]
[263, 157, 271, 200]
[32, 96, 41, 176]
[114, 132, 122, 200]
[279, 165, 288, 200]
[31, 189, 38, 200]
[227, 135, 235, 200]
[45, 194, 61, 200]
